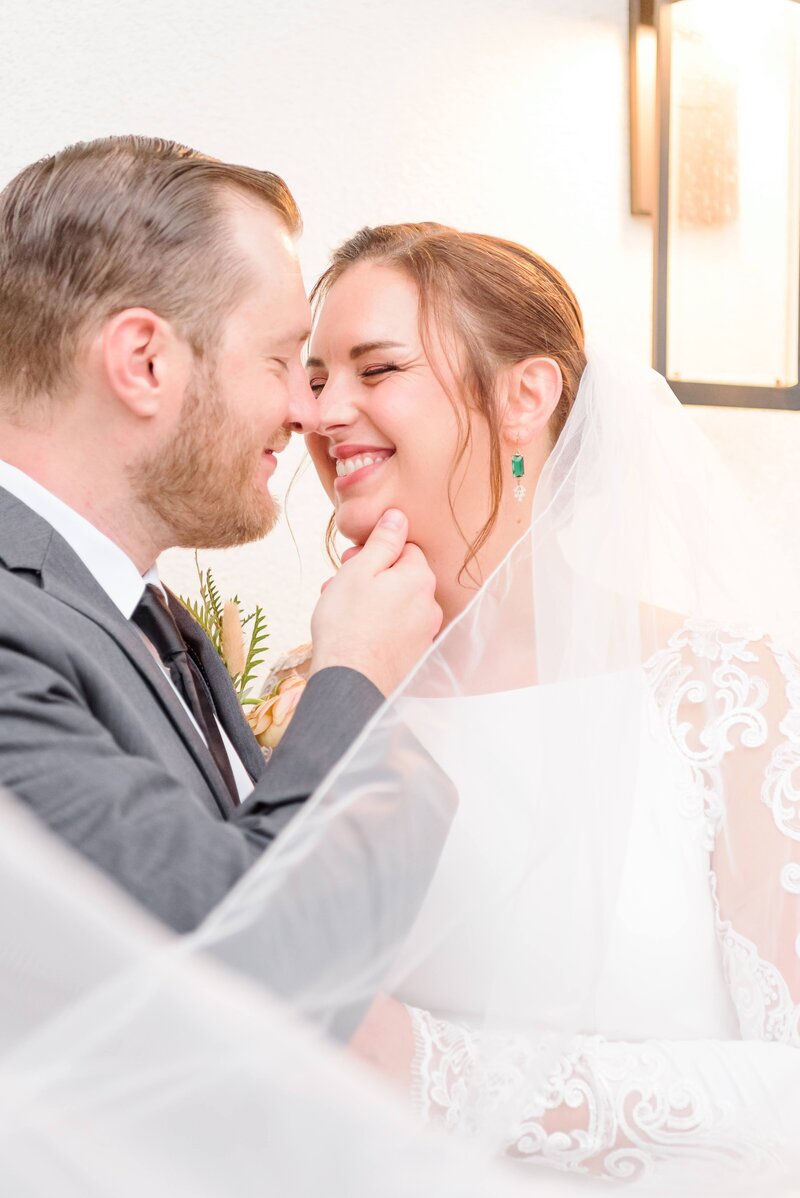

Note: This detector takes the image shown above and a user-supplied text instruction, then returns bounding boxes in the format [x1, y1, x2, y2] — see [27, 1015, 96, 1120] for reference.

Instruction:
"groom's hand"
[310, 509, 442, 695]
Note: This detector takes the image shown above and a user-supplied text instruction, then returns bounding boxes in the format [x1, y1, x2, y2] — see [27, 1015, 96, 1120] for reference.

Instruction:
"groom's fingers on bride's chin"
[356, 510, 408, 575]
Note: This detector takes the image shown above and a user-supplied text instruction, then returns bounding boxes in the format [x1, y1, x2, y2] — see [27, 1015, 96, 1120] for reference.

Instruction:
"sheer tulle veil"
[192, 344, 800, 1189]
[1, 346, 799, 1193]
[0, 793, 547, 1197]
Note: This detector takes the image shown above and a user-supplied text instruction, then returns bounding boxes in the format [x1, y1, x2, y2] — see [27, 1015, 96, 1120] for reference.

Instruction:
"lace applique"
[406, 1007, 771, 1182]
[512, 1035, 765, 1182]
[408, 1006, 551, 1136]
[711, 876, 800, 1045]
[761, 640, 800, 844]
[408, 1005, 476, 1130]
[782, 863, 800, 895]
[644, 620, 769, 848]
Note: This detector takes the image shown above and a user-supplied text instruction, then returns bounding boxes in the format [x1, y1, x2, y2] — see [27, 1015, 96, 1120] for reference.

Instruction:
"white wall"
[2, 0, 798, 669]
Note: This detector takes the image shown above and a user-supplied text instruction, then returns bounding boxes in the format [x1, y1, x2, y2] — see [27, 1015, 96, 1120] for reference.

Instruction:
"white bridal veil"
[2, 348, 799, 1194]
[0, 791, 547, 1197]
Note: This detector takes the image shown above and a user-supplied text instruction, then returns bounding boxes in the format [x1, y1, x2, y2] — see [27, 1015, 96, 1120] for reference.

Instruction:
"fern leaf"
[205, 569, 224, 624]
[237, 606, 269, 698]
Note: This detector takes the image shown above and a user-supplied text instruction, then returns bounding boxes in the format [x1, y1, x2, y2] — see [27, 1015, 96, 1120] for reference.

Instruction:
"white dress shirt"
[0, 460, 253, 801]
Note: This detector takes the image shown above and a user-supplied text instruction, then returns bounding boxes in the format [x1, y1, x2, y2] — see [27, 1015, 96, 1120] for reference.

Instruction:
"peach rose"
[245, 672, 306, 750]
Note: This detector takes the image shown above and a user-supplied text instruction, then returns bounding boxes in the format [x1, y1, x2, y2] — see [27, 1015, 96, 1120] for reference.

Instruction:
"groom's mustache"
[269, 429, 293, 454]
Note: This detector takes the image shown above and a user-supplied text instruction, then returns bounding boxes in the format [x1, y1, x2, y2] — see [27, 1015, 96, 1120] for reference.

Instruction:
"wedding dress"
[394, 619, 800, 1187]
[216, 345, 798, 1194]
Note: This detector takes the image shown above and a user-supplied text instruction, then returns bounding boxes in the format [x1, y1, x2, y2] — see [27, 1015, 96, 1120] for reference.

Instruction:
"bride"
[297, 222, 800, 1190]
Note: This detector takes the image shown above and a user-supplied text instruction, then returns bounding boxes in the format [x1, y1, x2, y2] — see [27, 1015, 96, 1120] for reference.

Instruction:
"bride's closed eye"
[360, 363, 400, 382]
[307, 362, 402, 396]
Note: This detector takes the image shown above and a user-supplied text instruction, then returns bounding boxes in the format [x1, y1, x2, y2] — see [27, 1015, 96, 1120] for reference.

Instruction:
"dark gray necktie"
[132, 584, 239, 804]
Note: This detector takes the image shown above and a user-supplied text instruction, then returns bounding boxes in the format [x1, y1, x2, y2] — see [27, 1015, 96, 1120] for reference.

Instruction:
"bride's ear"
[499, 357, 563, 447]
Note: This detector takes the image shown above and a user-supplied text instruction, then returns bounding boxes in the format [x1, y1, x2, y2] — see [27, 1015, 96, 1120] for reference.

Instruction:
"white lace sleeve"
[652, 623, 800, 1041]
[404, 626, 800, 1187]
[406, 1006, 799, 1183]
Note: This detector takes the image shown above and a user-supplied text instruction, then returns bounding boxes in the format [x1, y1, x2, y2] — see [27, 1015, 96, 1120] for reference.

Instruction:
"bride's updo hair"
[312, 222, 587, 573]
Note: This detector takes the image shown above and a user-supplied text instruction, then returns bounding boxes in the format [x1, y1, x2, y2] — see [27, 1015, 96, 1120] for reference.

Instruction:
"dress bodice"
[395, 665, 738, 1039]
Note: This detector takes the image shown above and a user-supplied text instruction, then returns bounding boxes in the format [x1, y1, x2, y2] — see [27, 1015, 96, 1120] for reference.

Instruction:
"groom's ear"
[100, 308, 186, 419]
[499, 356, 563, 447]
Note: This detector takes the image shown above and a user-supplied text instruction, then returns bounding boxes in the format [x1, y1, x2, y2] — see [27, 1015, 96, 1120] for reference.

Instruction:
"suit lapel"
[0, 488, 238, 816]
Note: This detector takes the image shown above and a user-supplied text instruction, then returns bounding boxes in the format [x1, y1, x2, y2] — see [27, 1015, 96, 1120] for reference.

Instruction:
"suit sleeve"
[234, 666, 385, 837]
[0, 642, 456, 1019]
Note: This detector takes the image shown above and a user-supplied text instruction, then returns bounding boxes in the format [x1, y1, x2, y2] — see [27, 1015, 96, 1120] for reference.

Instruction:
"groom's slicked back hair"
[0, 135, 301, 419]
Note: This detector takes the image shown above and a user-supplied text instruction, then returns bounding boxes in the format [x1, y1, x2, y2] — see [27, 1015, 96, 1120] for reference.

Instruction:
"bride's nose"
[315, 373, 359, 437]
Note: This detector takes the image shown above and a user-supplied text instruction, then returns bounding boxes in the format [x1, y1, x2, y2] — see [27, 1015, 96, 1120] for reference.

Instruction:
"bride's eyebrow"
[305, 340, 407, 371]
[349, 340, 406, 360]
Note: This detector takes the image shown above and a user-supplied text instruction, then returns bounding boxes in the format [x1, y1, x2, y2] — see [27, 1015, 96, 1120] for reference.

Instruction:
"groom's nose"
[284, 357, 319, 435]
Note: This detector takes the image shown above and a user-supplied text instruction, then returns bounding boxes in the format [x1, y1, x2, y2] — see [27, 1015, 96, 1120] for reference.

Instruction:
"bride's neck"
[430, 547, 484, 629]
[431, 504, 532, 630]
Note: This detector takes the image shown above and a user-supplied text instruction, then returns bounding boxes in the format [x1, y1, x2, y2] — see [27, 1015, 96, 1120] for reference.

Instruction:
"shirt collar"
[0, 460, 156, 619]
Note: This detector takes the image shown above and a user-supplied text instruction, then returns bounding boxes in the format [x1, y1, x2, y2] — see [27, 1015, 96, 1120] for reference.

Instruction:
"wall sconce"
[631, 0, 800, 409]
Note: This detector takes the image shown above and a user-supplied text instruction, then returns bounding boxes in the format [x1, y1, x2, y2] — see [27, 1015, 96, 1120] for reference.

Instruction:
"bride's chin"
[335, 504, 380, 546]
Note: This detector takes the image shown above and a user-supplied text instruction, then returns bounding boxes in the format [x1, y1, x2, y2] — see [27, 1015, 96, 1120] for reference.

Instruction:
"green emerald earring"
[511, 447, 526, 502]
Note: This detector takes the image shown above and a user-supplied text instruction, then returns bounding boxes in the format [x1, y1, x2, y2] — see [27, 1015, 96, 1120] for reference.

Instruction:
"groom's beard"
[128, 361, 281, 550]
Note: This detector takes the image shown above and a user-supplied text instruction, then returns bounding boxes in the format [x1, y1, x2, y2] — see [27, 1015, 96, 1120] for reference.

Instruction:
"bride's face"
[306, 263, 493, 550]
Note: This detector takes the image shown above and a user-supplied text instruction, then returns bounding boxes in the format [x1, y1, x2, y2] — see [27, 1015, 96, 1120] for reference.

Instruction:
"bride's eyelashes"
[307, 362, 401, 397]
[360, 362, 400, 383]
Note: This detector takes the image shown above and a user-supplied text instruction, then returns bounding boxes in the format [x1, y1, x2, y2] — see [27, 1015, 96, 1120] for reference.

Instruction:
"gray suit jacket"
[0, 488, 455, 1002]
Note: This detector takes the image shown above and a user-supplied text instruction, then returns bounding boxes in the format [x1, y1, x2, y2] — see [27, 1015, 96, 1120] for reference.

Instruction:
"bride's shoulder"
[644, 615, 799, 773]
[645, 613, 797, 679]
[643, 611, 799, 701]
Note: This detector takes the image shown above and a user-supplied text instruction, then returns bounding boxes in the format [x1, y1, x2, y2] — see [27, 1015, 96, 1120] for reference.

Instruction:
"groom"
[0, 137, 449, 992]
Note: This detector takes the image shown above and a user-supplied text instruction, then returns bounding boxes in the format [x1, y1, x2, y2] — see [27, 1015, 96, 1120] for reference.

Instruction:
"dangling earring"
[511, 440, 526, 502]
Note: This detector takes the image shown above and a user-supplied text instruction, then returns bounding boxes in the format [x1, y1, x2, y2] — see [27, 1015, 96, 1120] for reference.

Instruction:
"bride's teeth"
[335, 453, 390, 478]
